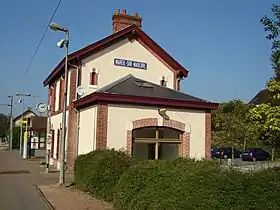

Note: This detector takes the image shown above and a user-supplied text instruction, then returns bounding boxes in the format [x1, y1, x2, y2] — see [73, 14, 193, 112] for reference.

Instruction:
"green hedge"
[75, 150, 280, 209]
[114, 158, 280, 210]
[74, 149, 132, 202]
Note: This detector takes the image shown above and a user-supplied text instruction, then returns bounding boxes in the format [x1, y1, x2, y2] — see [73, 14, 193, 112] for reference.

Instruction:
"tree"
[248, 4, 280, 160]
[212, 99, 259, 159]
[0, 113, 10, 141]
[249, 79, 280, 160]
[12, 126, 21, 149]
[261, 4, 280, 79]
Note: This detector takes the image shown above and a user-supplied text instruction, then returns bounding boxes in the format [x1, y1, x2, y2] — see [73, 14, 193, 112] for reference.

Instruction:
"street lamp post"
[50, 22, 69, 185]
[8, 96, 13, 151]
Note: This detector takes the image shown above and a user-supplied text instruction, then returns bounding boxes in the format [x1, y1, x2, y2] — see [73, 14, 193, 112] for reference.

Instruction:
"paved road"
[0, 151, 50, 210]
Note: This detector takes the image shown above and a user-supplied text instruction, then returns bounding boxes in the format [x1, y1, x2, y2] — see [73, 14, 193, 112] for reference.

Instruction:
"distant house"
[13, 108, 37, 127]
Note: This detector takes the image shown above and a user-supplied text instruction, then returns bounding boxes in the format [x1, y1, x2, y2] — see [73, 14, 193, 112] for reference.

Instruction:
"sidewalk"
[37, 184, 113, 210]
[24, 156, 113, 210]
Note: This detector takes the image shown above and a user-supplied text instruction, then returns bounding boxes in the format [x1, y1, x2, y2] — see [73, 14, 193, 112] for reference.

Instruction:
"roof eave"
[74, 92, 219, 110]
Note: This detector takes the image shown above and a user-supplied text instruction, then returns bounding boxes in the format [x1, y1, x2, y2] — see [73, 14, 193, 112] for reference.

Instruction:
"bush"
[113, 158, 280, 210]
[74, 149, 132, 202]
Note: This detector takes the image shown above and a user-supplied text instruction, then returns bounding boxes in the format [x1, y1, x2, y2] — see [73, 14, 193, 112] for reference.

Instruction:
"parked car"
[211, 146, 218, 158]
[212, 147, 240, 159]
[241, 148, 270, 161]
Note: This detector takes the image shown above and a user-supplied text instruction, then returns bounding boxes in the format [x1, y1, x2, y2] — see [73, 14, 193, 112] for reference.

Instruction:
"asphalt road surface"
[0, 151, 50, 210]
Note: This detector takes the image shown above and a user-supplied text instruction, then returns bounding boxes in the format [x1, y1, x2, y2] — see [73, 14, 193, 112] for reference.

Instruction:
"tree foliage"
[212, 100, 258, 149]
[248, 4, 280, 160]
[0, 113, 10, 141]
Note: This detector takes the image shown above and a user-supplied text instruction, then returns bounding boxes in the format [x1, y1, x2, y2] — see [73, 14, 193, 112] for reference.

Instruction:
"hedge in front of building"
[113, 158, 280, 210]
[74, 149, 132, 202]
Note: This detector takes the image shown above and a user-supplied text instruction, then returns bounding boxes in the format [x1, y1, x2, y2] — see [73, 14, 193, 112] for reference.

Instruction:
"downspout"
[93, 106, 97, 150]
[176, 75, 184, 91]
[75, 108, 80, 155]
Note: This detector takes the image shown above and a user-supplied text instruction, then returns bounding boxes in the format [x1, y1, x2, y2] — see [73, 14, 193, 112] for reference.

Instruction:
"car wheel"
[252, 157, 256, 162]
[223, 154, 228, 159]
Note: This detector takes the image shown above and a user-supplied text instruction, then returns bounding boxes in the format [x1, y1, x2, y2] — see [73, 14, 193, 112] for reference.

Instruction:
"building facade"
[44, 9, 218, 170]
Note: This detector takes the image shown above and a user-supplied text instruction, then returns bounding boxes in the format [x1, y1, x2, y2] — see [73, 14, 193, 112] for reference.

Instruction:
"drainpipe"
[176, 77, 184, 92]
[75, 108, 80, 155]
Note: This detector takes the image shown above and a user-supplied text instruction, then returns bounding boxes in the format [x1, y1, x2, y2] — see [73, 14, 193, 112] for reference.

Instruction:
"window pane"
[159, 128, 180, 139]
[132, 142, 155, 160]
[158, 143, 180, 160]
[133, 127, 156, 139]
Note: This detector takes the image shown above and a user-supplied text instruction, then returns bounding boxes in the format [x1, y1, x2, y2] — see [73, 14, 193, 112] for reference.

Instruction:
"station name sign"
[114, 58, 147, 70]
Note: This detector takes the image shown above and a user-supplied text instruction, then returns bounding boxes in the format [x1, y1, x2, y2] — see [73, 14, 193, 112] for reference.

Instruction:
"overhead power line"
[20, 0, 63, 84]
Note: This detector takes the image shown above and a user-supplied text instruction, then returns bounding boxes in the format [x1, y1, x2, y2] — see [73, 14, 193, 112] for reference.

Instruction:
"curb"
[34, 184, 56, 210]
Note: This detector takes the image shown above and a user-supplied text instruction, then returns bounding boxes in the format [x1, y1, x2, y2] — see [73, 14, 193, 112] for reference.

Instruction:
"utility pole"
[8, 96, 13, 151]
[46, 104, 51, 173]
[15, 93, 31, 157]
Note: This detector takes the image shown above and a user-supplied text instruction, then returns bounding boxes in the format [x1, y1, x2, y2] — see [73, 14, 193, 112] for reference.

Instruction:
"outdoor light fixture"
[158, 109, 170, 120]
[50, 22, 68, 32]
[57, 39, 68, 48]
[50, 21, 69, 185]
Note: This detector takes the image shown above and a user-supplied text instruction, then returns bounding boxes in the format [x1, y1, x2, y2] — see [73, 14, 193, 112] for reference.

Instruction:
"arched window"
[132, 127, 182, 160]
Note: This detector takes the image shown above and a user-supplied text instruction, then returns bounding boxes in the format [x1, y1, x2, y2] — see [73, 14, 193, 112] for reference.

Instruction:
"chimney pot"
[112, 9, 142, 33]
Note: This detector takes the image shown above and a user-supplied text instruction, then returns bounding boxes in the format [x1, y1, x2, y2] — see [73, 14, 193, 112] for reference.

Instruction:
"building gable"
[43, 25, 188, 87]
[79, 36, 182, 96]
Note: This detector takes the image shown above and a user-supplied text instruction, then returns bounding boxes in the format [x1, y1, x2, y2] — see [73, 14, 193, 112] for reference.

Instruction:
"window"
[59, 78, 64, 110]
[27, 118, 31, 126]
[160, 76, 167, 87]
[132, 127, 182, 160]
[90, 68, 98, 86]
[50, 130, 55, 158]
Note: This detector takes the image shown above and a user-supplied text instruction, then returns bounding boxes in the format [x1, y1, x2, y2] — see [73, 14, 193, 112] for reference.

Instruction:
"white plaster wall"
[107, 105, 206, 159]
[67, 70, 71, 106]
[78, 106, 97, 155]
[55, 79, 60, 112]
[80, 38, 175, 96]
[50, 111, 69, 160]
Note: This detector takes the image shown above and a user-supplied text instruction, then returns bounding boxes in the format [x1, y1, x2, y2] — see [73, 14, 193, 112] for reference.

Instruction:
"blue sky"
[0, 0, 277, 115]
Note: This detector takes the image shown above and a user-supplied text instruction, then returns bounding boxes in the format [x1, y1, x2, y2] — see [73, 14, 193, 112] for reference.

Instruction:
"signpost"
[21, 120, 28, 159]
[114, 58, 147, 70]
[36, 102, 50, 173]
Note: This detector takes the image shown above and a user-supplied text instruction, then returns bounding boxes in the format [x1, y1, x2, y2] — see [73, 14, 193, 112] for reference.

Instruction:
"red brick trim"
[205, 111, 211, 160]
[132, 118, 158, 129]
[182, 132, 190, 157]
[96, 104, 108, 150]
[163, 119, 185, 132]
[66, 69, 78, 171]
[138, 39, 176, 74]
[126, 130, 132, 155]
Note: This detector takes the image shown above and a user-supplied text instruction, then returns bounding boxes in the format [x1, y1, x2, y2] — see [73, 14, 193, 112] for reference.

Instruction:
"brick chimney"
[112, 9, 142, 33]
